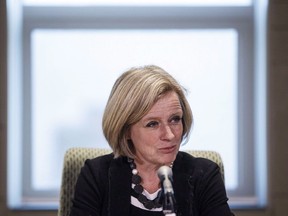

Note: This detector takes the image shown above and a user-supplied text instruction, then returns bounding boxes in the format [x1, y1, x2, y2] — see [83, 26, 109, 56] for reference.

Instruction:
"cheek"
[130, 127, 150, 143]
[173, 124, 184, 136]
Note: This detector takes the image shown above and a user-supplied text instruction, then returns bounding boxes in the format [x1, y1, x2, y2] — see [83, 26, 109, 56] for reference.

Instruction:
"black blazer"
[70, 151, 233, 216]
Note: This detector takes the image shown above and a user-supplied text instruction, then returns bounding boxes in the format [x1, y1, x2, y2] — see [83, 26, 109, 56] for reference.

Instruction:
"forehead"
[144, 91, 182, 117]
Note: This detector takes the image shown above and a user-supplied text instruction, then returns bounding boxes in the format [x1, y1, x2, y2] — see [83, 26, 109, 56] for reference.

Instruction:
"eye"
[170, 115, 182, 124]
[146, 121, 159, 128]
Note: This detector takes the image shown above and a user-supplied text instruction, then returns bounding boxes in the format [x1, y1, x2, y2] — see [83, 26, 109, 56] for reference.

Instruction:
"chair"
[58, 147, 224, 216]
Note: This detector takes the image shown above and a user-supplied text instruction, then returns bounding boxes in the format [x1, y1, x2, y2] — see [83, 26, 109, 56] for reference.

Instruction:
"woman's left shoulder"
[175, 151, 220, 174]
[177, 151, 217, 165]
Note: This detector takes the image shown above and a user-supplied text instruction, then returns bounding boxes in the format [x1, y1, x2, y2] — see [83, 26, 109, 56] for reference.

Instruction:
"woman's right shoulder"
[80, 153, 128, 181]
[84, 153, 115, 171]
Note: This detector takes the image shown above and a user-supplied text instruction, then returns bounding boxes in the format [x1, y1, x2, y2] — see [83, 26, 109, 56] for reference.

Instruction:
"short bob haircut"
[102, 65, 193, 158]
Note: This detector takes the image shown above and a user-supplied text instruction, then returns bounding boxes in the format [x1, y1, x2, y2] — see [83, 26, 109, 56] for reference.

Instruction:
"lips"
[159, 145, 177, 154]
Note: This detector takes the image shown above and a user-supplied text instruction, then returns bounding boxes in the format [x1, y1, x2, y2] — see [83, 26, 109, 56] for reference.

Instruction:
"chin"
[161, 153, 177, 165]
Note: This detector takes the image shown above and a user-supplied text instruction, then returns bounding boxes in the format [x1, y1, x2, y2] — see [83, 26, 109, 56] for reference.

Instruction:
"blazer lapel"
[108, 157, 132, 216]
[173, 152, 194, 216]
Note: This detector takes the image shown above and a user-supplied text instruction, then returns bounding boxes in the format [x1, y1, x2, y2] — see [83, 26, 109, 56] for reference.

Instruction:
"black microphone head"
[157, 165, 172, 181]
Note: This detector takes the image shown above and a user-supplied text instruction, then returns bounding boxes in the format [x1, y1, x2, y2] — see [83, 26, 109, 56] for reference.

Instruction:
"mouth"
[159, 145, 177, 154]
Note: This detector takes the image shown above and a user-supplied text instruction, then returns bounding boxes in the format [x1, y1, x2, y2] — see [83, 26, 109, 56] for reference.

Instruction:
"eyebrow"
[142, 110, 183, 121]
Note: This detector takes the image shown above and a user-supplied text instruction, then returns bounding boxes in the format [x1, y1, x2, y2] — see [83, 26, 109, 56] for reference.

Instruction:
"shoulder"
[83, 153, 128, 176]
[176, 151, 218, 167]
[175, 151, 220, 178]
[76, 153, 113, 182]
[85, 153, 114, 168]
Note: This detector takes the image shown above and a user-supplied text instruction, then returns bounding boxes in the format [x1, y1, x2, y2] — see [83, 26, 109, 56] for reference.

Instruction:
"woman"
[70, 65, 234, 216]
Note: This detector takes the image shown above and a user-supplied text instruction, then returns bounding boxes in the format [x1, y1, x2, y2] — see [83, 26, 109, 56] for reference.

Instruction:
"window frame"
[8, 2, 267, 210]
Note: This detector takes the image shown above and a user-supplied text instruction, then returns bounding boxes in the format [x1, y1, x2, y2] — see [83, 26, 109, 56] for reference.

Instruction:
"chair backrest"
[58, 147, 224, 216]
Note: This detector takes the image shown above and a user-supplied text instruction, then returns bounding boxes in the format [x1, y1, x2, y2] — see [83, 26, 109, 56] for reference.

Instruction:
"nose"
[160, 124, 175, 140]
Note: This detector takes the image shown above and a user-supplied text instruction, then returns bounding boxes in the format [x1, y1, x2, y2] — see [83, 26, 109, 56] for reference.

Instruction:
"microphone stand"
[162, 191, 176, 216]
[157, 165, 177, 216]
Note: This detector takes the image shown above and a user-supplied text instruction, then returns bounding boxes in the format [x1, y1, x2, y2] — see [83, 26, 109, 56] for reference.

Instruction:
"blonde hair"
[102, 65, 193, 158]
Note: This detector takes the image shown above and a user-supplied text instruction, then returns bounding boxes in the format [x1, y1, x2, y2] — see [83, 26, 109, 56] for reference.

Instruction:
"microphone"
[157, 166, 174, 195]
[157, 166, 176, 216]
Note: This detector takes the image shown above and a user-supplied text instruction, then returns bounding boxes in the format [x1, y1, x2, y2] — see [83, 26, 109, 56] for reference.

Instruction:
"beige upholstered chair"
[58, 147, 224, 216]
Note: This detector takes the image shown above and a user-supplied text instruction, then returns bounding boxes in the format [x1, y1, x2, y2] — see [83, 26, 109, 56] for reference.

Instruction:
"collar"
[107, 152, 193, 216]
